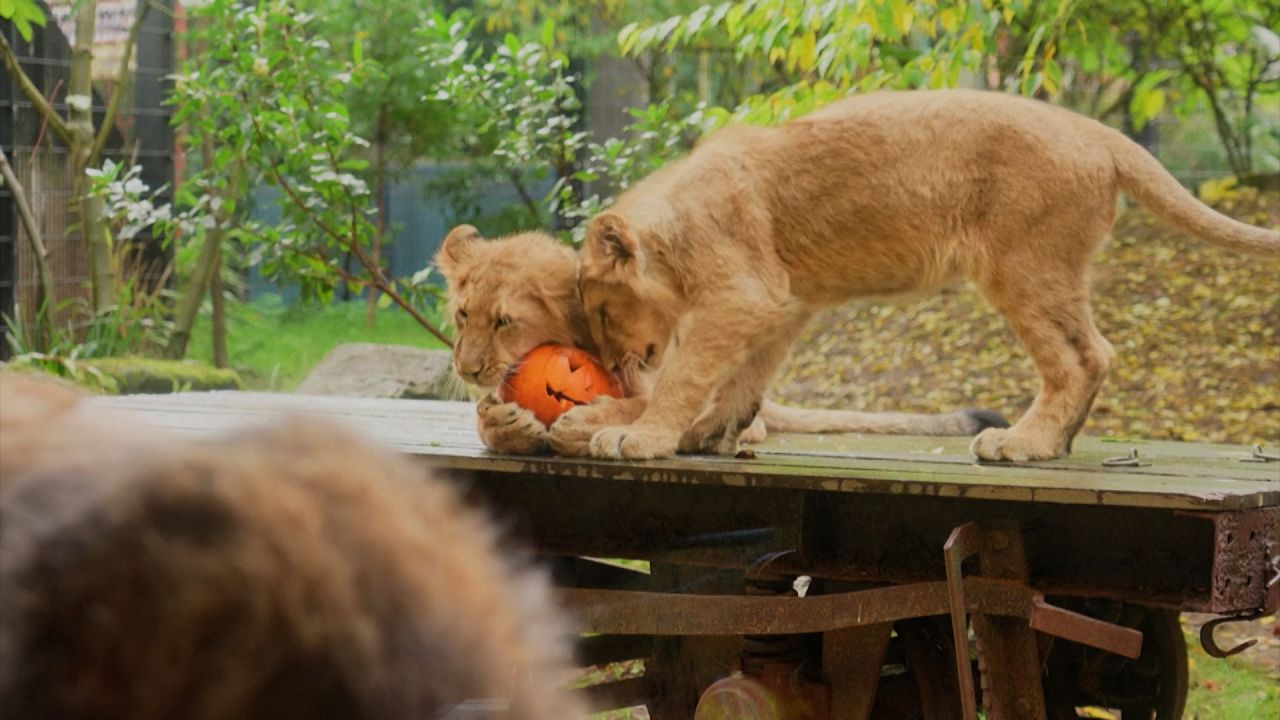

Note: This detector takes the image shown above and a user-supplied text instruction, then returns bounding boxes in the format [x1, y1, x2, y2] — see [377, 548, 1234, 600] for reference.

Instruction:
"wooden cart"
[96, 392, 1279, 720]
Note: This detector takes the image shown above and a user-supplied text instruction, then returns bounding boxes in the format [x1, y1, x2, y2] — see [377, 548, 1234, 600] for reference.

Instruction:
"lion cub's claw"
[590, 425, 680, 460]
[970, 427, 1065, 463]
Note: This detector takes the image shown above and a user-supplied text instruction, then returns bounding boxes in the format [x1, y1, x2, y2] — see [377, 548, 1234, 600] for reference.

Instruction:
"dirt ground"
[772, 187, 1280, 446]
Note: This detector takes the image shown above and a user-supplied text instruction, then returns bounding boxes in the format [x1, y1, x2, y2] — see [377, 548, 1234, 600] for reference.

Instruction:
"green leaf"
[540, 18, 555, 48]
[376, 291, 392, 309]
[1043, 57, 1062, 94]
[1130, 87, 1166, 129]
[353, 35, 363, 65]
[1, 0, 46, 42]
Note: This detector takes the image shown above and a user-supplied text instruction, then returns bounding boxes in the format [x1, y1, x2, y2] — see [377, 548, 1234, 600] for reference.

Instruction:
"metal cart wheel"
[1042, 599, 1188, 720]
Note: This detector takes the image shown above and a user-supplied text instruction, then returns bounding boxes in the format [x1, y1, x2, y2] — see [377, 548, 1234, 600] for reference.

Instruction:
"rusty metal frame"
[564, 521, 1147, 719]
[470, 471, 1276, 615]
[560, 578, 1140, 653]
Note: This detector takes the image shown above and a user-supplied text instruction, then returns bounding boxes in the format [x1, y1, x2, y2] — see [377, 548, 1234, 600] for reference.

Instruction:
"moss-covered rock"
[84, 358, 243, 394]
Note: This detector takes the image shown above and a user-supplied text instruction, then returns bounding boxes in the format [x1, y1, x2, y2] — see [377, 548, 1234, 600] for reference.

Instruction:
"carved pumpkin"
[498, 344, 624, 426]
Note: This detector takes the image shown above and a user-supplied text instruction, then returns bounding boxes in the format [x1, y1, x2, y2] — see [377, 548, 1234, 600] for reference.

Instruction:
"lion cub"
[434, 227, 1007, 456]
[573, 89, 1277, 462]
[0, 374, 586, 720]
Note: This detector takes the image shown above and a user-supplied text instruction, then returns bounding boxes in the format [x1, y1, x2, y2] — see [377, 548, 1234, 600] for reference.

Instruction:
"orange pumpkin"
[498, 344, 624, 426]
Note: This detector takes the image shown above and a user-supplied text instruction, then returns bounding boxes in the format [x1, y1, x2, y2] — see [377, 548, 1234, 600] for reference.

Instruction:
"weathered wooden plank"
[89, 392, 1279, 511]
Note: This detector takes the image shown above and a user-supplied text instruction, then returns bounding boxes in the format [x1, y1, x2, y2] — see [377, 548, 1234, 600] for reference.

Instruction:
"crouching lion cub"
[0, 375, 586, 720]
[433, 227, 1007, 456]
[574, 89, 1278, 462]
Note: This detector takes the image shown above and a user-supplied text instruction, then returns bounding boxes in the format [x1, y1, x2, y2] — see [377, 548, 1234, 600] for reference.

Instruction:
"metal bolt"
[988, 531, 1011, 551]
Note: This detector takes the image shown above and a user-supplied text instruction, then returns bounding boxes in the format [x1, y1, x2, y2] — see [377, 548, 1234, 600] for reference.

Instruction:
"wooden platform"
[91, 392, 1279, 512]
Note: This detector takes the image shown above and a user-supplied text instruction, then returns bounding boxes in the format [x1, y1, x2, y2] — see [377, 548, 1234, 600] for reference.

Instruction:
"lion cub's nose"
[456, 362, 483, 382]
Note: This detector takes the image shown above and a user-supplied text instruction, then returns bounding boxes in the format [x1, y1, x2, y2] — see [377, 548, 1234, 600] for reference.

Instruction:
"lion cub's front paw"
[547, 404, 602, 457]
[590, 425, 680, 460]
[476, 395, 548, 455]
[970, 427, 1066, 463]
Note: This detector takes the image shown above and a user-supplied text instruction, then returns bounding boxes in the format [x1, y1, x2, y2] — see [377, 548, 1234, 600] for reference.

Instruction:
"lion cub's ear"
[584, 212, 641, 274]
[435, 225, 484, 279]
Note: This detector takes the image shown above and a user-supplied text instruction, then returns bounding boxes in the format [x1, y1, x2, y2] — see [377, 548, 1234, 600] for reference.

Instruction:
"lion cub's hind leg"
[969, 242, 1115, 462]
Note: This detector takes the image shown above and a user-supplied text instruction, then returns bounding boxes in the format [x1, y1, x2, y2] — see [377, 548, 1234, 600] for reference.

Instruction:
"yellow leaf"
[893, 4, 914, 35]
[962, 23, 985, 52]
[939, 8, 959, 33]
[797, 31, 817, 70]
[1003, 7, 1014, 24]
[1197, 176, 1240, 204]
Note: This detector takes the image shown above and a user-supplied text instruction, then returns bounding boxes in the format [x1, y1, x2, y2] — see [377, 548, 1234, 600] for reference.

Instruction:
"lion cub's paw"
[476, 395, 548, 455]
[547, 404, 603, 457]
[969, 427, 1066, 463]
[739, 416, 768, 444]
[590, 425, 680, 460]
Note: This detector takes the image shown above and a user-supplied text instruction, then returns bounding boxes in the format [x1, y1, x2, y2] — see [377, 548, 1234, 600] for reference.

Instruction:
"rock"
[297, 343, 468, 401]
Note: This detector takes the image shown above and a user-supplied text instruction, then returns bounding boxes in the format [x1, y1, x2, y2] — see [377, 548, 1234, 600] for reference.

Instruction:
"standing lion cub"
[570, 89, 1277, 462]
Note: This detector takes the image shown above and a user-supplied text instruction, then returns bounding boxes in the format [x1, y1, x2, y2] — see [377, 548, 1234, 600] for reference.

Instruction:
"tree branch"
[507, 169, 543, 226]
[0, 31, 72, 146]
[90, 0, 154, 166]
[242, 93, 452, 347]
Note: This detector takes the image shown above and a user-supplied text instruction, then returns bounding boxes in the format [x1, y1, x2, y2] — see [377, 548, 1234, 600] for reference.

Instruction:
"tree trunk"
[68, 0, 114, 315]
[165, 220, 221, 359]
[366, 103, 390, 327]
[0, 149, 54, 348]
[210, 251, 227, 368]
[165, 134, 223, 359]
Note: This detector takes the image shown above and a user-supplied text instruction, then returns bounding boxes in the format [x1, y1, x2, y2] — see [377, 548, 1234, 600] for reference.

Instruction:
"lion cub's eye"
[456, 309, 468, 326]
[495, 315, 512, 329]
[598, 307, 609, 327]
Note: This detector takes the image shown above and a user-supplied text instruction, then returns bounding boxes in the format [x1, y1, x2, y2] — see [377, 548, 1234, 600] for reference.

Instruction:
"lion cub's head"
[578, 212, 680, 386]
[435, 226, 591, 389]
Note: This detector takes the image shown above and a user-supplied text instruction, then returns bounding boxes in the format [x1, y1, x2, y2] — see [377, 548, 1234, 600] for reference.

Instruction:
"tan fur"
[434, 229, 1004, 456]
[0, 375, 586, 720]
[576, 89, 1279, 461]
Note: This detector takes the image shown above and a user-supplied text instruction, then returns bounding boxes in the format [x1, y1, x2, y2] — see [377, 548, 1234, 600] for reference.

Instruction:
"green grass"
[187, 294, 448, 390]
[1184, 629, 1279, 720]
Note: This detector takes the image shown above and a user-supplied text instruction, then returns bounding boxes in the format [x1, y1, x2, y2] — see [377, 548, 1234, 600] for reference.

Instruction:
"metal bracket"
[1102, 447, 1151, 467]
[1199, 611, 1266, 658]
[942, 523, 984, 720]
[1240, 444, 1280, 464]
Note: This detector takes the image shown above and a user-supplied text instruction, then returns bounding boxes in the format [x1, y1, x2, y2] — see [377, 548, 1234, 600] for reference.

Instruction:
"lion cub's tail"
[1105, 129, 1279, 257]
[759, 400, 1007, 437]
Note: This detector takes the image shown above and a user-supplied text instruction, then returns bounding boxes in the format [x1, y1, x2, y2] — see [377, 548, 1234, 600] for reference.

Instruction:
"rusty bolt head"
[988, 531, 1011, 551]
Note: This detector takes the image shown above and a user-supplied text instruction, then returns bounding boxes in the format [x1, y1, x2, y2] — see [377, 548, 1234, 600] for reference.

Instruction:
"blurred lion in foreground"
[0, 374, 586, 720]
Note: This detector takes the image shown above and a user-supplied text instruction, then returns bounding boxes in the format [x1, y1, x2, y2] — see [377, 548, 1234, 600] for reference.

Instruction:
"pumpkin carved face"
[498, 344, 624, 426]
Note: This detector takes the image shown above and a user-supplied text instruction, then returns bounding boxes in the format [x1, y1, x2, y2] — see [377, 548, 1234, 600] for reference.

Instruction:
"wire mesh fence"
[1, 0, 175, 357]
